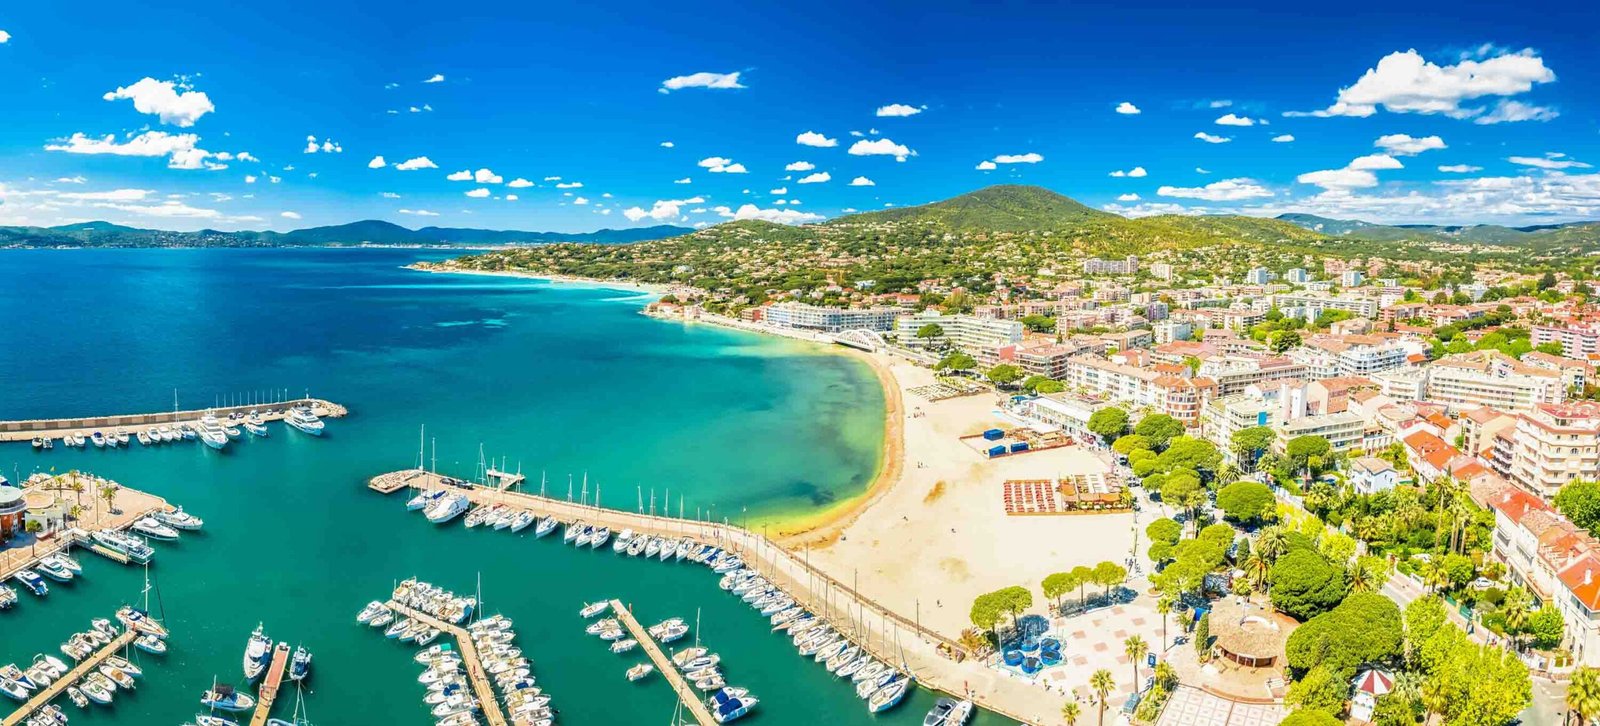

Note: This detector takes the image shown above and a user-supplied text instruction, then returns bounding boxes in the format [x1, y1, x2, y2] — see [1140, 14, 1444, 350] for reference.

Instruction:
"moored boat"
[201, 684, 255, 712]
[131, 517, 181, 541]
[242, 624, 271, 681]
[153, 507, 205, 530]
[285, 407, 324, 435]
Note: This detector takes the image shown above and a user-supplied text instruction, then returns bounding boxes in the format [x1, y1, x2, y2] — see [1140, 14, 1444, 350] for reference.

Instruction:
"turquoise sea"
[0, 249, 1010, 725]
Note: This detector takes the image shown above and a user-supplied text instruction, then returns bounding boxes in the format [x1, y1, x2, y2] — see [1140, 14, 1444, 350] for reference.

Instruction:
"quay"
[372, 468, 1069, 725]
[386, 601, 508, 726]
[1, 628, 138, 726]
[610, 600, 716, 726]
[248, 643, 291, 726]
[0, 397, 348, 443]
[1, 472, 172, 580]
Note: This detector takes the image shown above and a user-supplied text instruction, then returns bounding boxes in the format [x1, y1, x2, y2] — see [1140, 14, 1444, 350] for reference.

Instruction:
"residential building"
[1270, 293, 1380, 321]
[1426, 351, 1566, 413]
[1276, 411, 1367, 456]
[1288, 335, 1410, 379]
[1200, 391, 1278, 454]
[1153, 321, 1193, 344]
[762, 302, 901, 333]
[1285, 268, 1309, 284]
[1082, 256, 1139, 276]
[1348, 457, 1400, 495]
[1341, 270, 1365, 288]
[1533, 324, 1600, 358]
[1509, 401, 1600, 499]
[895, 311, 1024, 360]
[1151, 263, 1174, 280]
[1245, 267, 1273, 285]
[1198, 355, 1307, 397]
[1013, 342, 1082, 380]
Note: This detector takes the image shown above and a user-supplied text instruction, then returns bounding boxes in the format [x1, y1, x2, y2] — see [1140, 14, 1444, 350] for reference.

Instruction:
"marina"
[1, 398, 347, 445]
[247, 642, 290, 726]
[0, 628, 138, 726]
[1, 472, 182, 582]
[382, 601, 508, 726]
[610, 601, 717, 726]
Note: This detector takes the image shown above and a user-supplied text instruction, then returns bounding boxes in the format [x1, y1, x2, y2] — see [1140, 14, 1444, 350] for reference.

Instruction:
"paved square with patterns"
[1155, 686, 1286, 726]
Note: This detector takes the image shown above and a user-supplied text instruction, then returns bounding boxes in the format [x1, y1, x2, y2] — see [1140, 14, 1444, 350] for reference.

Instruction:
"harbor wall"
[0, 398, 347, 441]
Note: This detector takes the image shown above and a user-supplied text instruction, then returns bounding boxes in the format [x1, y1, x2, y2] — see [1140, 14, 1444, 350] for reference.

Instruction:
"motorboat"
[610, 638, 638, 654]
[147, 426, 163, 443]
[66, 686, 88, 708]
[289, 645, 311, 681]
[243, 415, 269, 437]
[14, 570, 48, 596]
[196, 716, 240, 726]
[136, 431, 152, 446]
[196, 414, 230, 450]
[80, 674, 115, 704]
[579, 601, 610, 618]
[34, 559, 74, 583]
[90, 431, 106, 448]
[612, 529, 634, 553]
[869, 675, 912, 712]
[367, 610, 394, 628]
[117, 605, 168, 637]
[680, 654, 721, 672]
[285, 407, 324, 435]
[385, 617, 412, 638]
[201, 684, 255, 712]
[626, 537, 648, 557]
[105, 655, 142, 678]
[45, 553, 82, 574]
[356, 601, 388, 624]
[156, 426, 176, 442]
[406, 489, 445, 511]
[0, 665, 34, 693]
[98, 664, 136, 690]
[585, 618, 618, 635]
[153, 507, 205, 530]
[92, 618, 119, 640]
[131, 517, 181, 541]
[425, 494, 470, 524]
[114, 429, 130, 446]
[134, 634, 168, 655]
[708, 687, 759, 723]
[416, 627, 441, 646]
[178, 424, 197, 441]
[243, 624, 271, 681]
[626, 663, 654, 681]
[671, 647, 708, 668]
[92, 531, 154, 563]
[223, 424, 243, 440]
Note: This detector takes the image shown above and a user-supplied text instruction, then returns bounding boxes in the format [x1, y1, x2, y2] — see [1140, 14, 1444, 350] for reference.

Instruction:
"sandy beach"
[794, 355, 1136, 636]
[405, 262, 675, 295]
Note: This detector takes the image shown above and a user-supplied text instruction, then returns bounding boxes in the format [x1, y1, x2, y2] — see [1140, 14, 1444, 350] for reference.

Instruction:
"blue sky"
[1, 0, 1596, 232]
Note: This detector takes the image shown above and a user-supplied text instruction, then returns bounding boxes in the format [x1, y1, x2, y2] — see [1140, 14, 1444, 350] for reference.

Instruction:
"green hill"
[829, 184, 1115, 231]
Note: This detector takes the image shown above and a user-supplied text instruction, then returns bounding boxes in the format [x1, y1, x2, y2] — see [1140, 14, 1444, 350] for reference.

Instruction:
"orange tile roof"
[1558, 554, 1600, 611]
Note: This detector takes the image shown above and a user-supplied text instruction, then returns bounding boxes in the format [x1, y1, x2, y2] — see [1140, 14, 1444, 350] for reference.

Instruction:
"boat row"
[469, 614, 554, 726]
[722, 566, 915, 714]
[10, 553, 83, 600]
[0, 654, 72, 702]
[240, 624, 311, 683]
[90, 530, 155, 564]
[21, 704, 67, 726]
[391, 579, 477, 624]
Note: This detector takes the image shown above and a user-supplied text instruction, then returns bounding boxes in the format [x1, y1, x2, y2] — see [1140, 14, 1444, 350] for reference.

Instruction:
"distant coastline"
[407, 262, 901, 540]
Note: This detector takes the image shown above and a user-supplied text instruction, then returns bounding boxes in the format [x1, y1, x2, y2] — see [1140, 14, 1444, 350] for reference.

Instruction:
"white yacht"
[196, 414, 229, 451]
[426, 494, 470, 524]
[285, 407, 324, 436]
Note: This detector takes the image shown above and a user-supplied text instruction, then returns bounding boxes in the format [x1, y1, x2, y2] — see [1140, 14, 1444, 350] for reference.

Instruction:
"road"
[1520, 676, 1567, 725]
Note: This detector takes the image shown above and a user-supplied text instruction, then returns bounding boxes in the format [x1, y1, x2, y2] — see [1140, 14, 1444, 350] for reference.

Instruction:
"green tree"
[1285, 435, 1332, 476]
[1060, 701, 1081, 726]
[1071, 565, 1095, 607]
[1568, 666, 1600, 726]
[1404, 596, 1448, 662]
[987, 364, 1024, 387]
[1090, 669, 1116, 726]
[1156, 437, 1223, 478]
[1231, 426, 1277, 470]
[1439, 553, 1474, 591]
[1286, 665, 1348, 716]
[935, 351, 977, 372]
[915, 322, 945, 340]
[1194, 613, 1211, 660]
[1033, 378, 1065, 394]
[1555, 479, 1600, 533]
[1088, 407, 1130, 443]
[1270, 549, 1348, 621]
[1134, 414, 1185, 450]
[1019, 314, 1056, 333]
[1286, 592, 1403, 680]
[1093, 561, 1127, 599]
[1124, 635, 1148, 691]
[1270, 329, 1303, 353]
[1042, 571, 1081, 609]
[1215, 481, 1276, 524]
[1525, 606, 1565, 650]
[1112, 434, 1151, 455]
[1279, 709, 1343, 726]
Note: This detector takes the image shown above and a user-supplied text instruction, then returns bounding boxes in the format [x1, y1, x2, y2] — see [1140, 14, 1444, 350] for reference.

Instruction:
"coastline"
[404, 262, 675, 295]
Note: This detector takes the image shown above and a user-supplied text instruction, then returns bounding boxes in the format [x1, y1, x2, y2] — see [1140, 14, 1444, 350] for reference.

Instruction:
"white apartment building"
[1341, 270, 1365, 288]
[762, 302, 901, 333]
[1151, 263, 1174, 280]
[1245, 267, 1273, 285]
[1200, 391, 1278, 454]
[1288, 337, 1410, 379]
[1198, 356, 1308, 397]
[895, 311, 1024, 360]
[1285, 268, 1309, 284]
[1082, 256, 1139, 275]
[1509, 401, 1600, 499]
[1534, 324, 1600, 357]
[1275, 411, 1367, 455]
[1426, 351, 1565, 413]
[1270, 293, 1380, 321]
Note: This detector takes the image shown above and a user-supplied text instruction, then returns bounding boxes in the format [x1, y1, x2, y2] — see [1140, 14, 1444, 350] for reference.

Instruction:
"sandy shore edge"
[404, 263, 674, 295]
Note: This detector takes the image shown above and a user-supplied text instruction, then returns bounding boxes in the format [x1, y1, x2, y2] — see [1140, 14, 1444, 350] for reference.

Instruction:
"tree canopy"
[1285, 591, 1403, 680]
[1270, 549, 1348, 621]
[935, 351, 978, 372]
[1134, 414, 1185, 450]
[1088, 407, 1130, 442]
[1216, 481, 1277, 524]
[1556, 479, 1600, 533]
[987, 364, 1024, 386]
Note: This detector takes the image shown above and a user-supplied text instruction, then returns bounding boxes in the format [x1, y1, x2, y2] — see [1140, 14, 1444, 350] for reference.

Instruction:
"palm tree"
[1156, 596, 1173, 652]
[1569, 666, 1600, 726]
[1124, 636, 1148, 691]
[1089, 669, 1116, 726]
[98, 482, 119, 517]
[1255, 526, 1288, 563]
[1217, 463, 1241, 486]
[1504, 588, 1532, 651]
[1241, 553, 1271, 592]
[1061, 701, 1082, 726]
[1348, 560, 1382, 593]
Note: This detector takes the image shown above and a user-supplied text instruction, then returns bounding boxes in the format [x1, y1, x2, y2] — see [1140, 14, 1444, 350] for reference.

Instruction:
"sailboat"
[265, 680, 313, 726]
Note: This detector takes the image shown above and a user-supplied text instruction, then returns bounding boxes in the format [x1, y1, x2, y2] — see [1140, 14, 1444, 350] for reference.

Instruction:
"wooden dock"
[368, 468, 428, 494]
[1, 628, 137, 726]
[248, 644, 291, 726]
[386, 602, 508, 726]
[0, 397, 348, 442]
[610, 600, 716, 726]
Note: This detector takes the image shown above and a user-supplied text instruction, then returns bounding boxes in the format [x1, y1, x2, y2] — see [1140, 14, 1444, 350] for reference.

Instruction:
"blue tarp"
[982, 428, 1004, 440]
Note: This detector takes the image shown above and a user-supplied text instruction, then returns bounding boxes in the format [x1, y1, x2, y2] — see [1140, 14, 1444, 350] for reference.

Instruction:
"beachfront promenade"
[0, 398, 348, 442]
[610, 600, 717, 726]
[372, 469, 1077, 725]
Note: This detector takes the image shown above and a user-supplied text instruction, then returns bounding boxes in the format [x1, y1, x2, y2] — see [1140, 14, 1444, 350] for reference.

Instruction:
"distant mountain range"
[1275, 213, 1600, 247]
[0, 220, 695, 248]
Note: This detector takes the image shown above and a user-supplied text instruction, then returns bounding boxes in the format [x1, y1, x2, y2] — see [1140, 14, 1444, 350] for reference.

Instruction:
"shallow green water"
[0, 249, 1009, 725]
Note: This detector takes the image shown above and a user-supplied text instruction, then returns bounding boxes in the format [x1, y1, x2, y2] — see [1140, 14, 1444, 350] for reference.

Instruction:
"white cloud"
[304, 136, 342, 154]
[674, 177, 692, 184]
[407, 105, 434, 113]
[1374, 133, 1446, 156]
[267, 176, 281, 184]
[367, 155, 387, 169]
[660, 141, 675, 148]
[465, 188, 491, 198]
[1272, 134, 1296, 143]
[507, 178, 534, 188]
[622, 197, 705, 222]
[1115, 102, 1141, 115]
[573, 196, 588, 205]
[849, 176, 875, 187]
[1289, 48, 1555, 119]
[850, 138, 915, 161]
[244, 175, 257, 184]
[1102, 202, 1195, 218]
[1195, 167, 1211, 174]
[555, 181, 585, 188]
[505, 194, 518, 201]
[769, 187, 788, 195]
[395, 157, 437, 171]
[785, 161, 815, 172]
[1156, 178, 1274, 201]
[474, 168, 502, 184]
[57, 189, 151, 201]
[796, 131, 838, 148]
[875, 103, 924, 117]
[0, 31, 9, 43]
[975, 160, 997, 171]
[698, 157, 731, 169]
[44, 130, 230, 170]
[660, 71, 744, 93]
[93, 201, 223, 219]
[725, 204, 823, 225]
[423, 74, 445, 83]
[1475, 99, 1559, 125]
[1509, 154, 1591, 170]
[1109, 166, 1147, 178]
[382, 192, 401, 198]
[1348, 154, 1404, 170]
[1437, 164, 1483, 173]
[1209, 100, 1233, 108]
[447, 170, 472, 181]
[797, 172, 831, 184]
[281, 211, 302, 220]
[236, 152, 259, 163]
[1193, 132, 1231, 144]
[1297, 168, 1379, 190]
[993, 153, 1043, 164]
[1117, 193, 1140, 201]
[543, 176, 561, 181]
[102, 77, 214, 127]
[1214, 113, 1259, 126]
[399, 209, 439, 216]
[54, 176, 87, 184]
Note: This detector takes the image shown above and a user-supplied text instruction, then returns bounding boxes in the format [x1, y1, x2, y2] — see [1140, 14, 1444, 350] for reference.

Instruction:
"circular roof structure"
[0, 486, 25, 514]
[1209, 597, 1291, 661]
